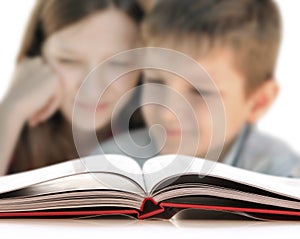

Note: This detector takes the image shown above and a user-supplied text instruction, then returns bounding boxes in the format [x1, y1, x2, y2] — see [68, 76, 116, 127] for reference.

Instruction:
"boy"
[98, 0, 300, 177]
[137, 0, 300, 177]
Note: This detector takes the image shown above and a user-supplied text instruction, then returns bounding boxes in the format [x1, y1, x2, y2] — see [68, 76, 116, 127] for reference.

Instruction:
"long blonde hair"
[9, 0, 144, 174]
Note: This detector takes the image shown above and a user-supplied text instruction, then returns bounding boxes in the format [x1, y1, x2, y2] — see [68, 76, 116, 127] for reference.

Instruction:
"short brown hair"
[142, 0, 282, 95]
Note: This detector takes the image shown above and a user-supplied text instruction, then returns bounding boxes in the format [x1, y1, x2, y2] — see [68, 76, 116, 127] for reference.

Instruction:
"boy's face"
[142, 47, 257, 159]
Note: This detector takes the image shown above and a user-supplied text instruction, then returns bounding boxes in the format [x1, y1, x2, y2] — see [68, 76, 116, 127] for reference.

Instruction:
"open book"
[1, 154, 300, 220]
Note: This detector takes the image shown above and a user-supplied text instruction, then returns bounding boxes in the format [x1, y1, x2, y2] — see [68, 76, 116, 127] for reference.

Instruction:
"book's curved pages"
[1, 154, 300, 220]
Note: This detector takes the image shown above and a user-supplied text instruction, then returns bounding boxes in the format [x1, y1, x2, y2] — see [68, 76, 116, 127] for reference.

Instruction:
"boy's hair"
[142, 0, 282, 95]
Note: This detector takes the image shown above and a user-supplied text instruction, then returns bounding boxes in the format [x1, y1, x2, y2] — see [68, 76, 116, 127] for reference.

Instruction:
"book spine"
[137, 198, 165, 219]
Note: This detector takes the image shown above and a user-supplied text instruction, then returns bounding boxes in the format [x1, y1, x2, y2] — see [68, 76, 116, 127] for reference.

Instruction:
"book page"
[22, 173, 145, 196]
[80, 154, 145, 191]
[142, 154, 300, 199]
[0, 154, 145, 194]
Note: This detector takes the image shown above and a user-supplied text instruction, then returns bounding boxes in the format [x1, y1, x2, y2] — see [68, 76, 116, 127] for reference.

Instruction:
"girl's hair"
[9, 0, 144, 174]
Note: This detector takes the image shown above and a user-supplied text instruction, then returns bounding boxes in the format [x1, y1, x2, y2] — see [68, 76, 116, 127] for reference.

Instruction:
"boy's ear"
[247, 79, 279, 124]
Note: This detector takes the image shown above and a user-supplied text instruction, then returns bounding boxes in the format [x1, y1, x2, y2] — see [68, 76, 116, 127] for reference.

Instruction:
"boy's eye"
[191, 88, 215, 97]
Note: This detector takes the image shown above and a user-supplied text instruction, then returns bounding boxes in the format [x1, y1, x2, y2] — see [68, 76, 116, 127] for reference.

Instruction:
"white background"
[0, 218, 298, 239]
[0, 1, 299, 153]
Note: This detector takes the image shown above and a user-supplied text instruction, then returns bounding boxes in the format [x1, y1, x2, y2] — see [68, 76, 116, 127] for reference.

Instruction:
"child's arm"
[0, 100, 26, 175]
[0, 58, 63, 175]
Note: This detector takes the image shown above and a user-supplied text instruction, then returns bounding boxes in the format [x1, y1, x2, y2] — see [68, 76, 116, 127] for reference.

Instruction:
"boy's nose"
[158, 97, 188, 125]
[159, 106, 178, 124]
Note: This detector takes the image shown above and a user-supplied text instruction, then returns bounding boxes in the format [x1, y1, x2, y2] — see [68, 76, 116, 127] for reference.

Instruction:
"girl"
[0, 0, 144, 175]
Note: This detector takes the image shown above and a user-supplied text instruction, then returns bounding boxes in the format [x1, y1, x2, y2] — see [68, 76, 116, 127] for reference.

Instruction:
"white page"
[80, 154, 144, 189]
[0, 154, 144, 194]
[20, 173, 145, 197]
[143, 154, 300, 199]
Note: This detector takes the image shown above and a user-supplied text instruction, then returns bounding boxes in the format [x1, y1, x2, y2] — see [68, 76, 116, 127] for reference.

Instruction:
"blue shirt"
[97, 126, 300, 177]
[223, 125, 300, 177]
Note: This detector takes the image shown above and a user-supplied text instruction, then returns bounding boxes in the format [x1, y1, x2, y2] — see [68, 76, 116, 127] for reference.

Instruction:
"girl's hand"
[4, 57, 63, 127]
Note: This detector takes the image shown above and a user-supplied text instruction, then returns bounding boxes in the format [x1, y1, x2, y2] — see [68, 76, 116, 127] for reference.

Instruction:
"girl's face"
[43, 8, 140, 132]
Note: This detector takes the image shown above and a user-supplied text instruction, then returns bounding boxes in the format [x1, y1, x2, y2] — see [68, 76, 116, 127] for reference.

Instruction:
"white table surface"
[1, 217, 300, 239]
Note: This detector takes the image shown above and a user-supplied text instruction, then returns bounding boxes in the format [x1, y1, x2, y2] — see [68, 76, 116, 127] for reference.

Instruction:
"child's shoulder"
[236, 126, 300, 177]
